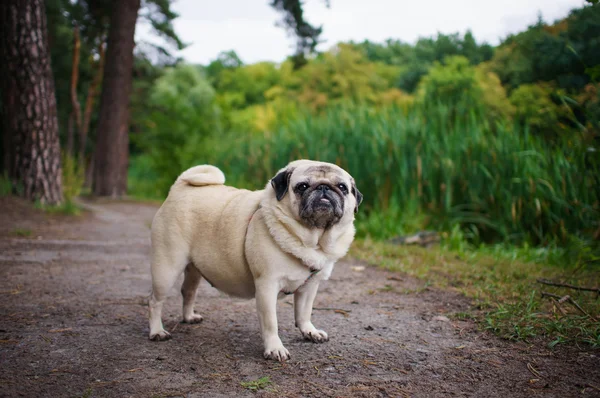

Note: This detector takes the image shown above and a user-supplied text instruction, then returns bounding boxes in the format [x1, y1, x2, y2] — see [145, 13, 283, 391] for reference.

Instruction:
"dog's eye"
[337, 183, 348, 193]
[296, 183, 309, 192]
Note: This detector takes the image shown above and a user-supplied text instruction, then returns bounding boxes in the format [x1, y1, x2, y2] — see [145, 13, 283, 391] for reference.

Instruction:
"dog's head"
[270, 160, 363, 229]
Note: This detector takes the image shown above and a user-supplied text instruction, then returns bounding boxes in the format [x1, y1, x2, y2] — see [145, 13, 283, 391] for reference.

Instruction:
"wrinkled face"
[270, 162, 363, 229]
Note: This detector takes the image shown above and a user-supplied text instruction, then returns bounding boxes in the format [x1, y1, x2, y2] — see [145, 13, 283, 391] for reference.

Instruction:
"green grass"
[350, 239, 600, 347]
[34, 200, 82, 216]
[10, 228, 33, 238]
[0, 172, 12, 197]
[80, 387, 93, 398]
[240, 376, 273, 392]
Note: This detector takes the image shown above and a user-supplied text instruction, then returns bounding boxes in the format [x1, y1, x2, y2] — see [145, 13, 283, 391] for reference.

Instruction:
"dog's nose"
[316, 184, 330, 192]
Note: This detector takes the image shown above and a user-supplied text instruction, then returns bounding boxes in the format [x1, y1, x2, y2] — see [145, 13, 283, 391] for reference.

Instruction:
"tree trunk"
[93, 0, 140, 197]
[80, 41, 106, 166]
[0, 0, 63, 205]
[67, 24, 82, 157]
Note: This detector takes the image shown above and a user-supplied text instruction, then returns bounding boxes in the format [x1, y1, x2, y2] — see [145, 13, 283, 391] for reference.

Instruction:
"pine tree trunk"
[80, 41, 105, 166]
[0, 0, 63, 205]
[67, 24, 82, 158]
[93, 0, 140, 197]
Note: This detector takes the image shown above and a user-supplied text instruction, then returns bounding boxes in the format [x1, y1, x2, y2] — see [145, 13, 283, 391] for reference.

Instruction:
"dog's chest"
[278, 262, 334, 298]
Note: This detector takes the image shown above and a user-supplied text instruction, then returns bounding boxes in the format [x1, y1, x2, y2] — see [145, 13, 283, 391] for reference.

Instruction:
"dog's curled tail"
[177, 165, 225, 186]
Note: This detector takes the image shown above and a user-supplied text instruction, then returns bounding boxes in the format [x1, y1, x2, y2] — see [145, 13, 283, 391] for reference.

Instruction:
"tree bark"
[93, 0, 140, 197]
[67, 24, 82, 157]
[0, 0, 63, 205]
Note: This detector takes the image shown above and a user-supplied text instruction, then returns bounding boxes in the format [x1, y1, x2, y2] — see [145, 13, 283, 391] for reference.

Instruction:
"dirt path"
[0, 198, 598, 398]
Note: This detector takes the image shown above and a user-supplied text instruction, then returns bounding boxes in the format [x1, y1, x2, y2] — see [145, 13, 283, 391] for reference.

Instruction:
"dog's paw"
[149, 330, 172, 341]
[263, 345, 291, 362]
[302, 329, 329, 343]
[182, 314, 204, 324]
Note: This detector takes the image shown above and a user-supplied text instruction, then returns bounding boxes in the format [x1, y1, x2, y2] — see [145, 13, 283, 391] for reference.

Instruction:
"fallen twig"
[549, 297, 567, 316]
[313, 307, 352, 313]
[536, 279, 599, 294]
[541, 292, 567, 301]
[527, 362, 541, 378]
[541, 292, 597, 321]
[48, 328, 72, 333]
[586, 383, 600, 392]
[50, 368, 81, 375]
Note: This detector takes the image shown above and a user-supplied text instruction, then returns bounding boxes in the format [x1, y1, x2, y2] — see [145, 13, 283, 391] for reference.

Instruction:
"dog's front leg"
[294, 281, 328, 343]
[255, 279, 290, 361]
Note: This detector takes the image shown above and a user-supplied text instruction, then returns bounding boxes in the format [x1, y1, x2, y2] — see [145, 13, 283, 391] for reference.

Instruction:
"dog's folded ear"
[271, 168, 294, 201]
[351, 180, 363, 213]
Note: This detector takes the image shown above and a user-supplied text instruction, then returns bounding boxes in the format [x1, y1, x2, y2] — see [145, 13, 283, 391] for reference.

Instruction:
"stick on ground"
[536, 279, 599, 294]
[541, 292, 597, 321]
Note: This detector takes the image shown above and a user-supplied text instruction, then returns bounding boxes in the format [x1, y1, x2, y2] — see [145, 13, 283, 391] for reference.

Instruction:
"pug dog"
[148, 160, 362, 361]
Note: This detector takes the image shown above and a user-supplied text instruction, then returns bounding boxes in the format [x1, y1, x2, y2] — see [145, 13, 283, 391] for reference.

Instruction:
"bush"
[61, 153, 84, 204]
[131, 64, 222, 195]
[509, 83, 570, 139]
[417, 56, 513, 123]
[418, 56, 483, 106]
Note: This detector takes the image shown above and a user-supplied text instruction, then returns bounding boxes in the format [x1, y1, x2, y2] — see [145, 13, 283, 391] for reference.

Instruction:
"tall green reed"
[136, 102, 598, 245]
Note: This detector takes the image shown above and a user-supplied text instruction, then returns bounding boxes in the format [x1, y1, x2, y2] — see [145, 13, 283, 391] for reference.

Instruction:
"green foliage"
[491, 4, 600, 91]
[509, 83, 568, 139]
[207, 45, 408, 116]
[576, 83, 600, 135]
[292, 44, 401, 107]
[61, 153, 85, 205]
[131, 64, 221, 195]
[474, 63, 516, 121]
[240, 376, 273, 392]
[443, 224, 471, 253]
[484, 291, 539, 341]
[418, 56, 483, 106]
[492, 4, 600, 140]
[35, 199, 81, 216]
[415, 56, 513, 123]
[128, 154, 164, 200]
[356, 200, 425, 240]
[0, 172, 12, 196]
[352, 31, 494, 93]
[179, 103, 598, 245]
[216, 62, 281, 107]
[10, 228, 33, 238]
[205, 50, 244, 85]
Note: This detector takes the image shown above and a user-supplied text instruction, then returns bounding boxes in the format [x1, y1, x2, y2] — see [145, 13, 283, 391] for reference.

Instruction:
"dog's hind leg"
[181, 263, 204, 324]
[149, 250, 187, 341]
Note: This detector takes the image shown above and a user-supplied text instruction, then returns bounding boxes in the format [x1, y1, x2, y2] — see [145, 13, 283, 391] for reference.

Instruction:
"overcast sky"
[136, 0, 587, 65]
